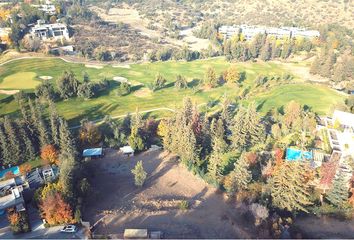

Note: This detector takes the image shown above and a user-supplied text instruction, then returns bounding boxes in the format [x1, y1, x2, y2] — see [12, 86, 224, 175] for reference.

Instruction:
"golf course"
[0, 57, 346, 124]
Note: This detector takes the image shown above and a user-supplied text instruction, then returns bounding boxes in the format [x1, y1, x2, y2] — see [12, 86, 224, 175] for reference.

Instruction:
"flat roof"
[83, 148, 103, 157]
[120, 146, 134, 154]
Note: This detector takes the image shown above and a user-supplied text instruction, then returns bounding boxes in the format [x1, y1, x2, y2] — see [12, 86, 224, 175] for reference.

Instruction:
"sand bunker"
[85, 64, 104, 69]
[133, 88, 151, 98]
[39, 76, 53, 80]
[112, 64, 131, 69]
[0, 89, 20, 95]
[113, 76, 128, 83]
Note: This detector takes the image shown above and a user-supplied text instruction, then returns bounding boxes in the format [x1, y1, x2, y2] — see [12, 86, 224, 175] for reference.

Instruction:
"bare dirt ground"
[0, 89, 19, 95]
[84, 149, 256, 239]
[90, 5, 211, 51]
[295, 215, 354, 239]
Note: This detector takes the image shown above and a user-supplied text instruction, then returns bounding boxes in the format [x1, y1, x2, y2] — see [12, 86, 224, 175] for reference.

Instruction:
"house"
[317, 110, 354, 191]
[0, 178, 25, 212]
[30, 20, 70, 41]
[0, 27, 11, 44]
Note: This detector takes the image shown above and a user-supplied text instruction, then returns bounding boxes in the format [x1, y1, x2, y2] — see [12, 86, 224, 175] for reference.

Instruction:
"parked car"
[60, 225, 77, 233]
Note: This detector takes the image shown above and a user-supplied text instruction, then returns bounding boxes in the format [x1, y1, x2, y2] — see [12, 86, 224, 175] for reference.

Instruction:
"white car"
[60, 225, 77, 233]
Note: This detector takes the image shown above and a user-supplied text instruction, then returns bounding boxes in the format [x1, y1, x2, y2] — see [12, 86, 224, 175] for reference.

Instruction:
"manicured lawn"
[0, 57, 346, 124]
[0, 72, 40, 89]
[249, 84, 346, 115]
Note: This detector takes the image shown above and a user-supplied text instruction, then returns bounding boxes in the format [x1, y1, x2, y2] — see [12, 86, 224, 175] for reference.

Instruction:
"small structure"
[83, 148, 103, 159]
[120, 146, 134, 156]
[124, 229, 148, 239]
[42, 165, 56, 182]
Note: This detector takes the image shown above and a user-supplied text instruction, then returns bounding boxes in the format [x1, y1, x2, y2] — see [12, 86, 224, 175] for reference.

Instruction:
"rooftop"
[83, 148, 103, 157]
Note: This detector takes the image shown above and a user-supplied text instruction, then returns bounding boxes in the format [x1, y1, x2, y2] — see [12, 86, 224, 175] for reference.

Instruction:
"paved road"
[0, 225, 85, 239]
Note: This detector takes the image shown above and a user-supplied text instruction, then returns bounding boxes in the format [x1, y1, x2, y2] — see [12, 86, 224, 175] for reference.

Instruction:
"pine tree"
[131, 160, 147, 187]
[0, 125, 11, 166]
[207, 119, 228, 182]
[229, 107, 247, 149]
[49, 101, 60, 146]
[269, 162, 312, 212]
[58, 119, 77, 198]
[244, 103, 265, 147]
[3, 117, 21, 166]
[18, 122, 36, 161]
[224, 153, 251, 194]
[326, 171, 349, 207]
[204, 67, 218, 88]
[260, 38, 272, 61]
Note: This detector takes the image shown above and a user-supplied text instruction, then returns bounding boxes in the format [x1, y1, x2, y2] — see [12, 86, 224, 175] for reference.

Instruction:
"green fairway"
[0, 57, 346, 124]
[0, 72, 40, 89]
[250, 84, 346, 115]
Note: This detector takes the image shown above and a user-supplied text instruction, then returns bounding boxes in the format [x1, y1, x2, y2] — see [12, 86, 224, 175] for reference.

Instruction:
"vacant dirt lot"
[84, 149, 256, 239]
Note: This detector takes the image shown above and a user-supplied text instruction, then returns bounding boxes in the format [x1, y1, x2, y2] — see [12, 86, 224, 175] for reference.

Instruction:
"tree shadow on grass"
[68, 103, 106, 126]
[188, 78, 201, 88]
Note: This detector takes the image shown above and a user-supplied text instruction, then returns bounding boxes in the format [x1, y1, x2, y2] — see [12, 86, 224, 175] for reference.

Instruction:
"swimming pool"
[0, 166, 20, 179]
[286, 148, 313, 161]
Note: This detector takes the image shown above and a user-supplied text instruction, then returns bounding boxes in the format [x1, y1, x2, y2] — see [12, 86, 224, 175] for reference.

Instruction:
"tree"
[260, 38, 272, 61]
[204, 67, 218, 88]
[40, 192, 74, 225]
[326, 171, 349, 207]
[224, 153, 251, 195]
[19, 163, 32, 176]
[149, 73, 166, 92]
[175, 75, 188, 89]
[77, 82, 94, 99]
[229, 103, 265, 150]
[58, 119, 77, 198]
[35, 82, 55, 100]
[49, 101, 60, 146]
[116, 82, 131, 96]
[223, 66, 241, 84]
[41, 145, 59, 165]
[131, 161, 147, 187]
[269, 162, 312, 212]
[56, 71, 80, 99]
[79, 121, 102, 148]
[3, 117, 21, 165]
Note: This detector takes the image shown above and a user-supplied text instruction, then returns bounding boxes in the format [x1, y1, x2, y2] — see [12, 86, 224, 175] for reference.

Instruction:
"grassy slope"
[249, 84, 345, 115]
[0, 57, 345, 124]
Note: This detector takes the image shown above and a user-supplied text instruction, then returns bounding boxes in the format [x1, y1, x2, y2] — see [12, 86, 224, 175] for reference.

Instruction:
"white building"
[219, 25, 319, 40]
[38, 4, 56, 15]
[30, 20, 70, 41]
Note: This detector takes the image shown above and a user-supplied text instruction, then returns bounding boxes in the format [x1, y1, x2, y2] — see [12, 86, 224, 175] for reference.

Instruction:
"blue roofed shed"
[83, 148, 103, 158]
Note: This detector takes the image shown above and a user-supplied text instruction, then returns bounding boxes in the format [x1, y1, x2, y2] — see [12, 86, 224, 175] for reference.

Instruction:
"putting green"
[0, 72, 41, 90]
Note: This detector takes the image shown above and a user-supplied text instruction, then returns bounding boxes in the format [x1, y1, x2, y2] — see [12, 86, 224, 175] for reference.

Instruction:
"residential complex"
[30, 20, 70, 41]
[219, 25, 320, 40]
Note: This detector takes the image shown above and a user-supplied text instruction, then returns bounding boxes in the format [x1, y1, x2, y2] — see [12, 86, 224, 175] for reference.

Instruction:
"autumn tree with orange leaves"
[40, 192, 74, 225]
[19, 163, 32, 176]
[40, 145, 59, 165]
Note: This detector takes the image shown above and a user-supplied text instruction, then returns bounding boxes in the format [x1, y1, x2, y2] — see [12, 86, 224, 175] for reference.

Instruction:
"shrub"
[179, 200, 189, 210]
[249, 203, 269, 226]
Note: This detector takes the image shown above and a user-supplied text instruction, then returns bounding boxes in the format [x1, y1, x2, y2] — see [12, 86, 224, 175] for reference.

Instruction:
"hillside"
[101, 0, 354, 30]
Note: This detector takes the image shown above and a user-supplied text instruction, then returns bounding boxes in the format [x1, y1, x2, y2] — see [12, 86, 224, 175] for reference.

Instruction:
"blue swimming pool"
[286, 148, 313, 161]
[0, 166, 20, 179]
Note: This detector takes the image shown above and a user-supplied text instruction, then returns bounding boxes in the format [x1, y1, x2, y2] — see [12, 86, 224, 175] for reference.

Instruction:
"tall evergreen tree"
[58, 119, 77, 198]
[224, 153, 251, 194]
[326, 171, 349, 207]
[49, 101, 60, 146]
[3, 117, 21, 166]
[0, 125, 11, 166]
[269, 162, 312, 212]
[18, 122, 36, 161]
